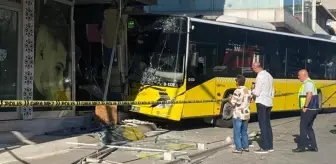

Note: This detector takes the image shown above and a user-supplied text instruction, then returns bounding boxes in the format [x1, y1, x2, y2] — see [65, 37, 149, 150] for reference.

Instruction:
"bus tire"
[214, 102, 233, 128]
[214, 92, 235, 128]
[214, 117, 233, 128]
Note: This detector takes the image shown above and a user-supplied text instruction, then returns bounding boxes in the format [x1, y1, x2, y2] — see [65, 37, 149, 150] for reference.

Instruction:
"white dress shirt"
[252, 70, 274, 107]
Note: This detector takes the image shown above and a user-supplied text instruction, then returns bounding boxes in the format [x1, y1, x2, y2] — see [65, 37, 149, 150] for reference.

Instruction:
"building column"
[312, 0, 316, 32]
[21, 0, 34, 120]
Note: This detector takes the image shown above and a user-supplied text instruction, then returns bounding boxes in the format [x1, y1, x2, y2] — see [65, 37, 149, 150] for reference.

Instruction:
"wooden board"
[95, 105, 118, 125]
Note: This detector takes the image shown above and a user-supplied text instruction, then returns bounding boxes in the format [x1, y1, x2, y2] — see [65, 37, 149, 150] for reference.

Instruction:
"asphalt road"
[197, 112, 336, 164]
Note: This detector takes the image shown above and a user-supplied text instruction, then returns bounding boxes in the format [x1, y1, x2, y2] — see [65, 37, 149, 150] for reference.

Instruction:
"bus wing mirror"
[190, 52, 199, 67]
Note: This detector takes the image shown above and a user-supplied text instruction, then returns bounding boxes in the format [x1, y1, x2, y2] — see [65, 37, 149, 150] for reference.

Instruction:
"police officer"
[293, 69, 319, 153]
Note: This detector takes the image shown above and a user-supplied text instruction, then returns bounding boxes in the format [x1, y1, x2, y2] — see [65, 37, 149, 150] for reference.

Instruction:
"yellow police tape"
[0, 99, 229, 107]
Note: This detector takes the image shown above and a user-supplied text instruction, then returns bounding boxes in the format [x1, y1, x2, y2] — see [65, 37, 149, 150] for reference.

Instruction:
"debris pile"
[97, 125, 146, 145]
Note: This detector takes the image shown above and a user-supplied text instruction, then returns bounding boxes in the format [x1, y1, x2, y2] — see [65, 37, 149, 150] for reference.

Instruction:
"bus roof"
[189, 17, 336, 44]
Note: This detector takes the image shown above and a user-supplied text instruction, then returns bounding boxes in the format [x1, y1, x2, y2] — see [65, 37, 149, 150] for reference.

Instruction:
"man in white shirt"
[251, 62, 274, 154]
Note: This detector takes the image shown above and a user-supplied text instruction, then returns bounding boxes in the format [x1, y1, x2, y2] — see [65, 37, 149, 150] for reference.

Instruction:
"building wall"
[145, 0, 313, 25]
[145, 0, 316, 34]
[321, 0, 336, 16]
[0, 0, 22, 120]
[145, 0, 284, 12]
[0, 0, 75, 121]
[321, 0, 336, 9]
[145, 0, 224, 13]
[145, 0, 311, 13]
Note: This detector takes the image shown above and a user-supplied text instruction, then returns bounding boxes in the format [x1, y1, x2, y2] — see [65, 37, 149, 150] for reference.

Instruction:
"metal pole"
[302, 0, 304, 23]
[103, 0, 123, 101]
[285, 48, 287, 76]
[312, 0, 316, 31]
[124, 15, 129, 100]
[293, 0, 295, 16]
[71, 0, 76, 115]
[257, 0, 259, 18]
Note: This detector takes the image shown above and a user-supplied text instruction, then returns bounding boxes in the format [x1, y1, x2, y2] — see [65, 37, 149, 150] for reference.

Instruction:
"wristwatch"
[303, 106, 308, 108]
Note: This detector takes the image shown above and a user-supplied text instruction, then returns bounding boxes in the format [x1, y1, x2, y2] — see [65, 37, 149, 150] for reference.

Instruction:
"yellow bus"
[126, 14, 336, 127]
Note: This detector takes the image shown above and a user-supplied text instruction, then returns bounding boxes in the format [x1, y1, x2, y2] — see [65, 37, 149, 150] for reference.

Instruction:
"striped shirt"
[231, 86, 252, 120]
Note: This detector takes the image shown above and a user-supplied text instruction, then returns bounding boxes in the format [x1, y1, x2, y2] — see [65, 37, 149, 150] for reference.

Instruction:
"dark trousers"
[256, 103, 273, 150]
[299, 110, 318, 149]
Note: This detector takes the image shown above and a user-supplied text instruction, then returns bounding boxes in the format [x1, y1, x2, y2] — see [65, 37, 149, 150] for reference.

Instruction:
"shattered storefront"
[0, 1, 20, 120]
[0, 0, 75, 120]
[74, 0, 155, 113]
[0, 0, 156, 120]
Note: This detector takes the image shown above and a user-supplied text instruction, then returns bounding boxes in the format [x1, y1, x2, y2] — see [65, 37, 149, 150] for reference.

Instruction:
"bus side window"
[188, 45, 199, 77]
[307, 40, 330, 80]
[197, 59, 204, 75]
[245, 29, 287, 78]
[284, 37, 308, 78]
[197, 47, 207, 75]
[189, 46, 217, 77]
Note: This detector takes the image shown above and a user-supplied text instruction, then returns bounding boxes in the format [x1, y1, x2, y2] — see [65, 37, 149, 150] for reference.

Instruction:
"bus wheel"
[221, 102, 234, 120]
[214, 102, 234, 128]
[212, 92, 234, 128]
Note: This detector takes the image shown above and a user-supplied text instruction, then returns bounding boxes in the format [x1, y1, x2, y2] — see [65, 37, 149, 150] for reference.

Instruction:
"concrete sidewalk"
[0, 116, 93, 145]
[200, 113, 336, 164]
[0, 116, 302, 164]
[0, 134, 100, 164]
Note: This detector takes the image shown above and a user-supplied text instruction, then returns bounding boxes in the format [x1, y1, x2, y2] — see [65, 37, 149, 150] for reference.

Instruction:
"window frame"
[0, 0, 22, 118]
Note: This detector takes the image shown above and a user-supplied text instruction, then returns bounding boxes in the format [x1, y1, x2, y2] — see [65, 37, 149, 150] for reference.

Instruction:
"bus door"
[183, 43, 217, 118]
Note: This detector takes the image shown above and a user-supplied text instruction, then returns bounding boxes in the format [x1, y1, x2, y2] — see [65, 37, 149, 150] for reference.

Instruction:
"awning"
[215, 15, 276, 31]
[75, 0, 157, 5]
[317, 4, 336, 21]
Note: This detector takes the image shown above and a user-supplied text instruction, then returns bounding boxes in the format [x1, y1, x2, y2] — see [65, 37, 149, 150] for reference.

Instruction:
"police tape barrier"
[0, 99, 229, 108]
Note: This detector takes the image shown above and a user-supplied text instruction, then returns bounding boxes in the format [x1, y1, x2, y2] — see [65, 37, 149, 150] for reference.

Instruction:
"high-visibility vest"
[298, 78, 320, 109]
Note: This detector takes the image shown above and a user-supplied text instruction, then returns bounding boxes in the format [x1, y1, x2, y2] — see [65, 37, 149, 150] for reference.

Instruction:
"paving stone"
[200, 113, 336, 164]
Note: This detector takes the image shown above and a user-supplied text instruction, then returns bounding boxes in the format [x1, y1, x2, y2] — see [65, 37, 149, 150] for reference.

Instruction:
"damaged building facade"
[145, 0, 336, 35]
[0, 0, 156, 123]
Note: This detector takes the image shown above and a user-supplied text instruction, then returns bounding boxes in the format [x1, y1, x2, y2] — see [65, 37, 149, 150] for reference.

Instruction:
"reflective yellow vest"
[298, 78, 319, 109]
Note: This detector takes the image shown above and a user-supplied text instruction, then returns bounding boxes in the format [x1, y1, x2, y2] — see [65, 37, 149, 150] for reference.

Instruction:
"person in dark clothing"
[292, 69, 319, 153]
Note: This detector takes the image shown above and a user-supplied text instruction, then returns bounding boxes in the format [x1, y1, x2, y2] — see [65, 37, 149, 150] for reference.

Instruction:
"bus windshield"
[128, 15, 187, 87]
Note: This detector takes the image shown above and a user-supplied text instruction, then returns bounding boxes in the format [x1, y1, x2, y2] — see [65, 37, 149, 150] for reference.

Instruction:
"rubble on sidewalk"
[96, 125, 145, 144]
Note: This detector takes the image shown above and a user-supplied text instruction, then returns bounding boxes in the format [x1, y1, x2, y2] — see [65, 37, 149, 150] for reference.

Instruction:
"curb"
[0, 125, 152, 164]
[0, 131, 35, 145]
[165, 131, 258, 164]
[165, 142, 232, 164]
[0, 135, 96, 164]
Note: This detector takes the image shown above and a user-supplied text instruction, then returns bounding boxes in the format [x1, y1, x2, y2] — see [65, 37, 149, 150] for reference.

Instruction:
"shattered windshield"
[128, 15, 187, 87]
